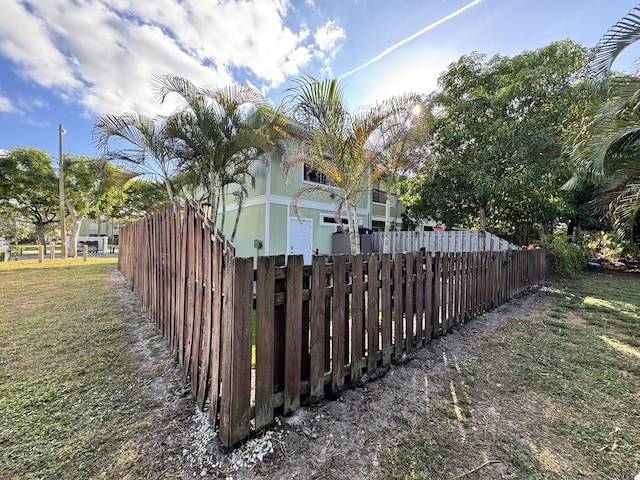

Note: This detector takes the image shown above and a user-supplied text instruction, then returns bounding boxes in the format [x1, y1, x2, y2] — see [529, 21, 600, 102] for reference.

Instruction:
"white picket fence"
[371, 230, 520, 254]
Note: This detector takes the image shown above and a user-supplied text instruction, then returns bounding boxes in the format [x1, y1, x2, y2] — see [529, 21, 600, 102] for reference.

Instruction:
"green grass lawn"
[0, 258, 170, 479]
[375, 270, 640, 480]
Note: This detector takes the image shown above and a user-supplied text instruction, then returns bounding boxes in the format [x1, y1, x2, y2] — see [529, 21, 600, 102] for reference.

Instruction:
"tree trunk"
[230, 191, 244, 243]
[220, 187, 227, 234]
[346, 202, 360, 256]
[164, 178, 174, 203]
[36, 223, 47, 255]
[383, 190, 391, 254]
[67, 207, 80, 258]
[209, 168, 219, 227]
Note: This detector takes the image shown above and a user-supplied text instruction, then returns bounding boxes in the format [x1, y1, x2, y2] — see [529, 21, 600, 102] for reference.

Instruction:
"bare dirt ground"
[108, 269, 577, 479]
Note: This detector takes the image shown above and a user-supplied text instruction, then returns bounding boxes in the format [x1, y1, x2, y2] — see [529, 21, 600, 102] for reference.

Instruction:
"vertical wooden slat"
[310, 255, 327, 401]
[393, 252, 404, 358]
[219, 255, 253, 448]
[464, 252, 471, 322]
[183, 211, 196, 380]
[425, 253, 433, 342]
[255, 255, 275, 430]
[432, 252, 441, 338]
[367, 253, 379, 374]
[332, 255, 347, 392]
[301, 268, 311, 383]
[284, 255, 303, 415]
[448, 252, 455, 331]
[441, 252, 449, 333]
[405, 252, 414, 352]
[415, 251, 424, 348]
[454, 252, 461, 324]
[196, 223, 213, 411]
[273, 255, 286, 392]
[351, 254, 364, 383]
[171, 204, 181, 354]
[177, 206, 188, 368]
[191, 214, 204, 396]
[381, 254, 392, 366]
[208, 231, 224, 426]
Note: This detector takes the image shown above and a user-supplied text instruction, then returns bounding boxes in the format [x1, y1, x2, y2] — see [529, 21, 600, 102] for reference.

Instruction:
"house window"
[304, 164, 334, 186]
[320, 214, 348, 227]
[372, 188, 397, 206]
[319, 214, 363, 228]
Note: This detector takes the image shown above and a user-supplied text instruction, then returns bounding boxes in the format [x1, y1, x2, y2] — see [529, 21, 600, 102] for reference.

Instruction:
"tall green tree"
[116, 179, 171, 220]
[405, 41, 590, 240]
[565, 5, 640, 244]
[0, 147, 59, 251]
[283, 75, 395, 255]
[64, 156, 132, 256]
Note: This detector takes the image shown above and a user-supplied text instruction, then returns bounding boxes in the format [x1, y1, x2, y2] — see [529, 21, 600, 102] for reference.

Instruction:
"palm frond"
[612, 181, 640, 241]
[586, 5, 640, 78]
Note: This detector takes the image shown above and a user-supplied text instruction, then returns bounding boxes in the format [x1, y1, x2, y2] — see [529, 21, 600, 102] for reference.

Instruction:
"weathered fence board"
[332, 255, 347, 392]
[284, 255, 303, 415]
[255, 255, 276, 430]
[310, 255, 327, 401]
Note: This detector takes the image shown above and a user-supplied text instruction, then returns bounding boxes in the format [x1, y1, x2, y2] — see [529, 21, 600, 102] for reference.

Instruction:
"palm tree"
[153, 75, 283, 232]
[374, 93, 433, 253]
[93, 112, 179, 202]
[283, 75, 394, 255]
[566, 4, 640, 243]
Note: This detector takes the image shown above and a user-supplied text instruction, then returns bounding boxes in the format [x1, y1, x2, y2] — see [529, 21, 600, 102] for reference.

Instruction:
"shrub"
[585, 230, 640, 262]
[536, 233, 589, 277]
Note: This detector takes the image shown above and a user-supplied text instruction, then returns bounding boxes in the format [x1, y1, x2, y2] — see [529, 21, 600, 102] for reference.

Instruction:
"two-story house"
[220, 155, 404, 262]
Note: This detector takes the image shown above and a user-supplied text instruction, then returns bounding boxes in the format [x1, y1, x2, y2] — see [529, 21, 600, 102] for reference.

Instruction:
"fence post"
[332, 255, 347, 393]
[219, 254, 253, 448]
[367, 253, 380, 373]
[284, 255, 303, 415]
[255, 255, 275, 431]
[381, 254, 393, 366]
[393, 252, 404, 358]
[351, 254, 365, 382]
[310, 255, 327, 401]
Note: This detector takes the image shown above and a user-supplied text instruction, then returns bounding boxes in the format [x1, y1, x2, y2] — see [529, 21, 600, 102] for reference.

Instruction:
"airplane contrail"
[340, 0, 485, 79]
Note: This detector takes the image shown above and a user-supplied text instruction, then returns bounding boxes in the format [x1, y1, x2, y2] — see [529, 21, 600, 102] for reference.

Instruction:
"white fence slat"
[371, 230, 519, 254]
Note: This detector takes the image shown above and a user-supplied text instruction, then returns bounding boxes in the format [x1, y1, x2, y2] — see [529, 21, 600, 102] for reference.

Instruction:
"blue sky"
[0, 0, 638, 162]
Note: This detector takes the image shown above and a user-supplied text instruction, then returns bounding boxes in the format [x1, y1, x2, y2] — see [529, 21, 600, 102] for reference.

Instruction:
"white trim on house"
[233, 193, 369, 217]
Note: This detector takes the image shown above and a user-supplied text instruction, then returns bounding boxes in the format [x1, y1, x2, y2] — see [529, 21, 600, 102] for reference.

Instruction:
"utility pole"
[59, 124, 67, 259]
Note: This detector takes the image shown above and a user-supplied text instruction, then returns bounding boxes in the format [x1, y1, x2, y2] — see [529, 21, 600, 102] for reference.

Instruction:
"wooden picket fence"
[118, 201, 548, 448]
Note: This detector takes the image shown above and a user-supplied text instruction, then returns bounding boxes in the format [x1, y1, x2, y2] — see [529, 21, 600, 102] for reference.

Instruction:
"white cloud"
[0, 0, 331, 117]
[315, 20, 346, 57]
[16, 95, 49, 112]
[314, 20, 346, 77]
[0, 94, 16, 113]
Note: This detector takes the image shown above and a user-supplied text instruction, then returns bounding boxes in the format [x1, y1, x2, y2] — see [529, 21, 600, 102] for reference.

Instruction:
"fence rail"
[118, 202, 548, 448]
[371, 230, 520, 253]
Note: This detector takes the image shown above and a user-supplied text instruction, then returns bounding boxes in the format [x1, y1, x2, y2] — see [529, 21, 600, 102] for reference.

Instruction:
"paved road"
[8, 252, 119, 261]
